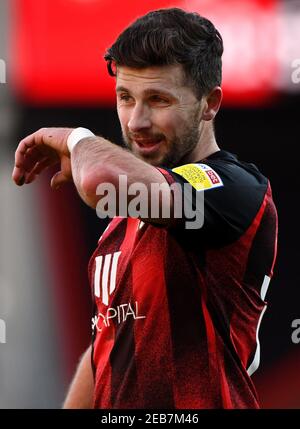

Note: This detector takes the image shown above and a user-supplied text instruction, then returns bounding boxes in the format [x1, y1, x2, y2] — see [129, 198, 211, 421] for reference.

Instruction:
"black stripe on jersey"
[110, 306, 140, 408]
[164, 238, 212, 407]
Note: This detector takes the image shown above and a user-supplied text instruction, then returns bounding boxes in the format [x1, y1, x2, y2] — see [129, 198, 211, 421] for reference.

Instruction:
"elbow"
[80, 174, 98, 209]
[80, 165, 119, 209]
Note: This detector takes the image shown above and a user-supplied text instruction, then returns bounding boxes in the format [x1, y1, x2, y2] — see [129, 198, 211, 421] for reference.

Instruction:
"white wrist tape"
[67, 127, 95, 152]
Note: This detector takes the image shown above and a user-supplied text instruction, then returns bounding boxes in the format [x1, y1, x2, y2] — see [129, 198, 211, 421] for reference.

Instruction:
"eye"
[118, 94, 133, 102]
[149, 95, 170, 105]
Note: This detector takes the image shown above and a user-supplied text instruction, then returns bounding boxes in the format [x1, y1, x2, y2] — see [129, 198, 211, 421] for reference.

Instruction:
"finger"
[15, 135, 37, 161]
[24, 157, 54, 184]
[15, 174, 25, 186]
[17, 146, 43, 173]
[12, 166, 25, 186]
[50, 171, 71, 190]
[15, 134, 39, 165]
[13, 137, 41, 184]
[13, 147, 48, 185]
[13, 138, 61, 186]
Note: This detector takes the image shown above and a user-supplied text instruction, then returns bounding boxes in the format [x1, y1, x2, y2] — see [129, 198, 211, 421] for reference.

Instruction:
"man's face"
[116, 65, 203, 168]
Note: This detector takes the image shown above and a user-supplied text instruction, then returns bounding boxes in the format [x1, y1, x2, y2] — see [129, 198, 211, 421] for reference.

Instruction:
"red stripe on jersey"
[93, 324, 115, 408]
[228, 191, 267, 369]
[93, 217, 139, 408]
[131, 222, 175, 408]
[228, 184, 271, 370]
[242, 184, 268, 251]
[120, 217, 139, 254]
[218, 344, 234, 408]
[109, 218, 141, 407]
[156, 167, 176, 186]
[268, 184, 278, 275]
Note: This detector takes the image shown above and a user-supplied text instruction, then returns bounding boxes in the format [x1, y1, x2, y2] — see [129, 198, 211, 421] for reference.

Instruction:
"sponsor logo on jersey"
[172, 163, 224, 191]
[92, 251, 147, 332]
[92, 301, 146, 333]
[94, 251, 122, 306]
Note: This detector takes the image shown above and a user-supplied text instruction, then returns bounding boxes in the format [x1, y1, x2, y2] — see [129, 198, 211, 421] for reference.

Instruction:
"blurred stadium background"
[0, 0, 299, 408]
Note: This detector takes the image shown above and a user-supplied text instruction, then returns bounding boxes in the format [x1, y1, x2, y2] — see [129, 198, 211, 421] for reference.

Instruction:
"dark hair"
[104, 8, 223, 98]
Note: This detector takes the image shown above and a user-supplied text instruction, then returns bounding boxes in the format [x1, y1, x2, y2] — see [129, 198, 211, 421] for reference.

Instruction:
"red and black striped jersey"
[88, 150, 278, 409]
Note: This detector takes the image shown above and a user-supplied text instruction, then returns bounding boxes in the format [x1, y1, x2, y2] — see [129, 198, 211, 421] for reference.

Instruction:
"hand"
[12, 127, 74, 189]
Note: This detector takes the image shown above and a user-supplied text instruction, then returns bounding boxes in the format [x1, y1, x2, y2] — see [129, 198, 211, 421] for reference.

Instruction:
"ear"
[201, 86, 223, 121]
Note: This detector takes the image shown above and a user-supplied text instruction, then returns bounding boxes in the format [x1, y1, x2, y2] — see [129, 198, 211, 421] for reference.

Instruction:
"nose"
[128, 103, 152, 133]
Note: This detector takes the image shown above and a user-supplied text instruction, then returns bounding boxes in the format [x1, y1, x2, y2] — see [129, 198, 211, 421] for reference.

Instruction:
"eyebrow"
[116, 86, 177, 99]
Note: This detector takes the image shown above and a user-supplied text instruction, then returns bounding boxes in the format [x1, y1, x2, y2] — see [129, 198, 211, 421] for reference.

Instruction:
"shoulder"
[158, 151, 271, 246]
[170, 150, 267, 188]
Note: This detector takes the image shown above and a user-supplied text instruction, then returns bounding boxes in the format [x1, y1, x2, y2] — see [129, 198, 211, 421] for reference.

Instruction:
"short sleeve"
[156, 155, 269, 247]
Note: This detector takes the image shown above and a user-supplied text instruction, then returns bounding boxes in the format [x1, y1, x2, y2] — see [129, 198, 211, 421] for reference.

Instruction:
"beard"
[121, 106, 202, 168]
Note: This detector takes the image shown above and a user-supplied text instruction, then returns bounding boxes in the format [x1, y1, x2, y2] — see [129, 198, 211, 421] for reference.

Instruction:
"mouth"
[132, 138, 164, 155]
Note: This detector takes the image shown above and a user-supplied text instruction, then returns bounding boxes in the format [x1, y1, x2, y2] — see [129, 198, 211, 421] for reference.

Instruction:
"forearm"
[71, 136, 165, 209]
[71, 136, 125, 207]
[63, 345, 94, 409]
[12, 128, 175, 224]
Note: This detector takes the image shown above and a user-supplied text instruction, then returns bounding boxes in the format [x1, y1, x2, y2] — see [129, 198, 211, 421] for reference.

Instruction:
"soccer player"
[12, 8, 278, 408]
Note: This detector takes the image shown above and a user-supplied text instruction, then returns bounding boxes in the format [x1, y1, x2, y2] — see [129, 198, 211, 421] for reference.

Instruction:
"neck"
[182, 121, 220, 164]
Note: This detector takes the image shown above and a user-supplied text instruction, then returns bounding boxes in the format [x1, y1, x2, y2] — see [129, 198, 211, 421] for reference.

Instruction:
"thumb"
[51, 171, 71, 190]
